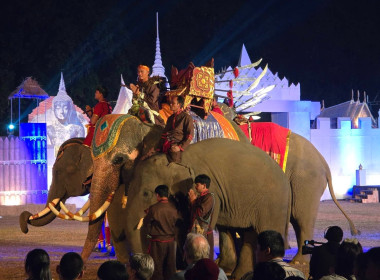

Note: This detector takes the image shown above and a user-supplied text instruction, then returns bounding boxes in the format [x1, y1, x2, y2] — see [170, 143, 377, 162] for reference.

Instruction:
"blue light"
[8, 124, 15, 130]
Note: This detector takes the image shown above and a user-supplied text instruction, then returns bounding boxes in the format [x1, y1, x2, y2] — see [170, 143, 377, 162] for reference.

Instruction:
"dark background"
[1, 0, 379, 135]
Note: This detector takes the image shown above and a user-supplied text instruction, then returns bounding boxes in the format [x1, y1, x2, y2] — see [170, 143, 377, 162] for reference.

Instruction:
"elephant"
[18, 138, 132, 262]
[19, 138, 93, 233]
[124, 138, 291, 279]
[79, 114, 357, 266]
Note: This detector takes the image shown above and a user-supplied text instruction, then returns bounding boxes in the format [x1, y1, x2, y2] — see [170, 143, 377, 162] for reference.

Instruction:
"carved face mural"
[53, 100, 71, 123]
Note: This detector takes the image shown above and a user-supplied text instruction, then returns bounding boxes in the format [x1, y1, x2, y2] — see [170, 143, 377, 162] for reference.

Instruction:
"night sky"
[1, 0, 379, 135]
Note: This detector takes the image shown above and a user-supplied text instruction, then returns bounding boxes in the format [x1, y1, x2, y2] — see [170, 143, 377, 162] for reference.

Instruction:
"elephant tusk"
[71, 191, 115, 222]
[75, 199, 90, 216]
[48, 201, 73, 220]
[29, 198, 60, 220]
[137, 218, 144, 230]
[59, 201, 78, 219]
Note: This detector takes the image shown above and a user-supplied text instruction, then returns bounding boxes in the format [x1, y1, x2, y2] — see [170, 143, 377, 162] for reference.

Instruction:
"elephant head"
[19, 138, 93, 233]
[79, 117, 164, 261]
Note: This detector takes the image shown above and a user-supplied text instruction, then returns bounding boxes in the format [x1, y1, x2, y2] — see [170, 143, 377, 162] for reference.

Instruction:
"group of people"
[143, 174, 215, 280]
[24, 247, 153, 280]
[308, 225, 380, 280]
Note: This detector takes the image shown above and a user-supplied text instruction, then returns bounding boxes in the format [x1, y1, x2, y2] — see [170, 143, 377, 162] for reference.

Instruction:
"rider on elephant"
[129, 65, 165, 127]
[83, 85, 112, 147]
[188, 174, 215, 260]
[157, 95, 194, 163]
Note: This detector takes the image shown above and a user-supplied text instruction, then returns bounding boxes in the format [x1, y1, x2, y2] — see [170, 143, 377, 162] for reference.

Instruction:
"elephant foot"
[290, 253, 310, 265]
[215, 257, 236, 274]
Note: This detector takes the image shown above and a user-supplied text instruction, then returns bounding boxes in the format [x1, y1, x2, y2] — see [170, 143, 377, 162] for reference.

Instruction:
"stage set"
[0, 13, 379, 280]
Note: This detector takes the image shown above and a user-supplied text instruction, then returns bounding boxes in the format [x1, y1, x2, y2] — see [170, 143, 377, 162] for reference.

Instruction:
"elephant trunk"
[19, 190, 66, 233]
[125, 199, 144, 254]
[81, 161, 120, 261]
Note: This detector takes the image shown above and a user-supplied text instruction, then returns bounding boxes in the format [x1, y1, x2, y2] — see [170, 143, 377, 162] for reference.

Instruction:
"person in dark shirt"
[309, 226, 344, 280]
[158, 95, 194, 163]
[144, 185, 182, 280]
[188, 174, 215, 260]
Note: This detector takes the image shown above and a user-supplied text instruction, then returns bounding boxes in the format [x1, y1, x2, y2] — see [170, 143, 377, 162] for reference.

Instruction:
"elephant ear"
[79, 145, 93, 179]
[167, 162, 195, 195]
[141, 123, 163, 156]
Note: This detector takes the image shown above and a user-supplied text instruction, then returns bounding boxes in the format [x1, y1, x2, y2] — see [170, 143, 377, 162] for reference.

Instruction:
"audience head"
[256, 230, 285, 263]
[252, 261, 286, 280]
[57, 252, 84, 280]
[335, 238, 363, 279]
[364, 247, 380, 280]
[25, 248, 51, 280]
[154, 185, 169, 198]
[325, 226, 344, 243]
[184, 258, 219, 280]
[97, 260, 128, 280]
[184, 233, 210, 264]
[128, 253, 154, 280]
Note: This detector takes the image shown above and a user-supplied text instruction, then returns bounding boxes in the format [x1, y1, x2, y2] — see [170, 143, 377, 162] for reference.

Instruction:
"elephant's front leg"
[216, 227, 237, 274]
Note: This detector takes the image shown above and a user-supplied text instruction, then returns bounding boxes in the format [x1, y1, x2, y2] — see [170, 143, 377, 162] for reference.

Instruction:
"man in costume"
[83, 85, 112, 147]
[144, 185, 182, 280]
[188, 174, 215, 260]
[157, 95, 194, 163]
[129, 65, 165, 126]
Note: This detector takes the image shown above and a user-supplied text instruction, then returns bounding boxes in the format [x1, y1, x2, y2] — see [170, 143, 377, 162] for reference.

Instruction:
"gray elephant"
[19, 138, 92, 233]
[125, 138, 291, 279]
[18, 138, 132, 262]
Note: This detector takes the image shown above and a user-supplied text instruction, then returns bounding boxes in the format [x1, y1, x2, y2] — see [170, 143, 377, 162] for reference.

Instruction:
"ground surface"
[0, 201, 379, 279]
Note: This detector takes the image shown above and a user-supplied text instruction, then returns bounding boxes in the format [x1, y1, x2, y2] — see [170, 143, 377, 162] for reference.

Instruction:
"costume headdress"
[138, 65, 150, 72]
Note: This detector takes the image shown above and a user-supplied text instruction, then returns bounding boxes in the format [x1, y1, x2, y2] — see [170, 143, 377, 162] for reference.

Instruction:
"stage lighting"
[8, 124, 15, 130]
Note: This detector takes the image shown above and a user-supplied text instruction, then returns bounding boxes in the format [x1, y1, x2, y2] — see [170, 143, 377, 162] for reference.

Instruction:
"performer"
[211, 96, 224, 116]
[129, 65, 165, 126]
[188, 174, 215, 260]
[157, 95, 194, 163]
[144, 185, 181, 280]
[94, 212, 113, 255]
[83, 86, 112, 147]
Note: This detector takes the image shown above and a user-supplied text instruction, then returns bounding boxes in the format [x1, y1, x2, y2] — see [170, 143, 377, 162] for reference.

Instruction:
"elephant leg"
[216, 227, 237, 274]
[231, 230, 256, 280]
[290, 180, 324, 264]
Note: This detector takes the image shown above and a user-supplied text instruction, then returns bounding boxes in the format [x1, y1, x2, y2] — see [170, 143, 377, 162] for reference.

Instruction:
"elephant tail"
[326, 166, 360, 236]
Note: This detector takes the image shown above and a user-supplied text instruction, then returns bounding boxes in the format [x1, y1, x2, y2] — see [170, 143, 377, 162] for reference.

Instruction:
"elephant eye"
[112, 156, 124, 165]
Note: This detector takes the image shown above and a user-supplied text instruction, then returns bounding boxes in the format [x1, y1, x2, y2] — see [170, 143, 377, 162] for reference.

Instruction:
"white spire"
[238, 44, 252, 67]
[151, 12, 168, 81]
[59, 72, 66, 92]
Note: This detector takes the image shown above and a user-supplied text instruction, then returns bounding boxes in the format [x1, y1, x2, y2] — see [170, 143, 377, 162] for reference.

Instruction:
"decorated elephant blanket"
[92, 114, 137, 159]
[190, 111, 240, 143]
[239, 122, 291, 172]
[91, 113, 240, 159]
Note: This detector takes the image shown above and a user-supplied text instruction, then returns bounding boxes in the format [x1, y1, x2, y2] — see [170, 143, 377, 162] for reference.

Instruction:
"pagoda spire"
[151, 12, 168, 82]
[59, 72, 66, 92]
[238, 44, 252, 67]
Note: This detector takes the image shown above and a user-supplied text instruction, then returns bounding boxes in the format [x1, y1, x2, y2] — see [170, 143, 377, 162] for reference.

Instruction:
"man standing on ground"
[158, 95, 194, 163]
[144, 185, 182, 280]
[83, 85, 112, 147]
[255, 230, 305, 279]
[188, 174, 215, 260]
